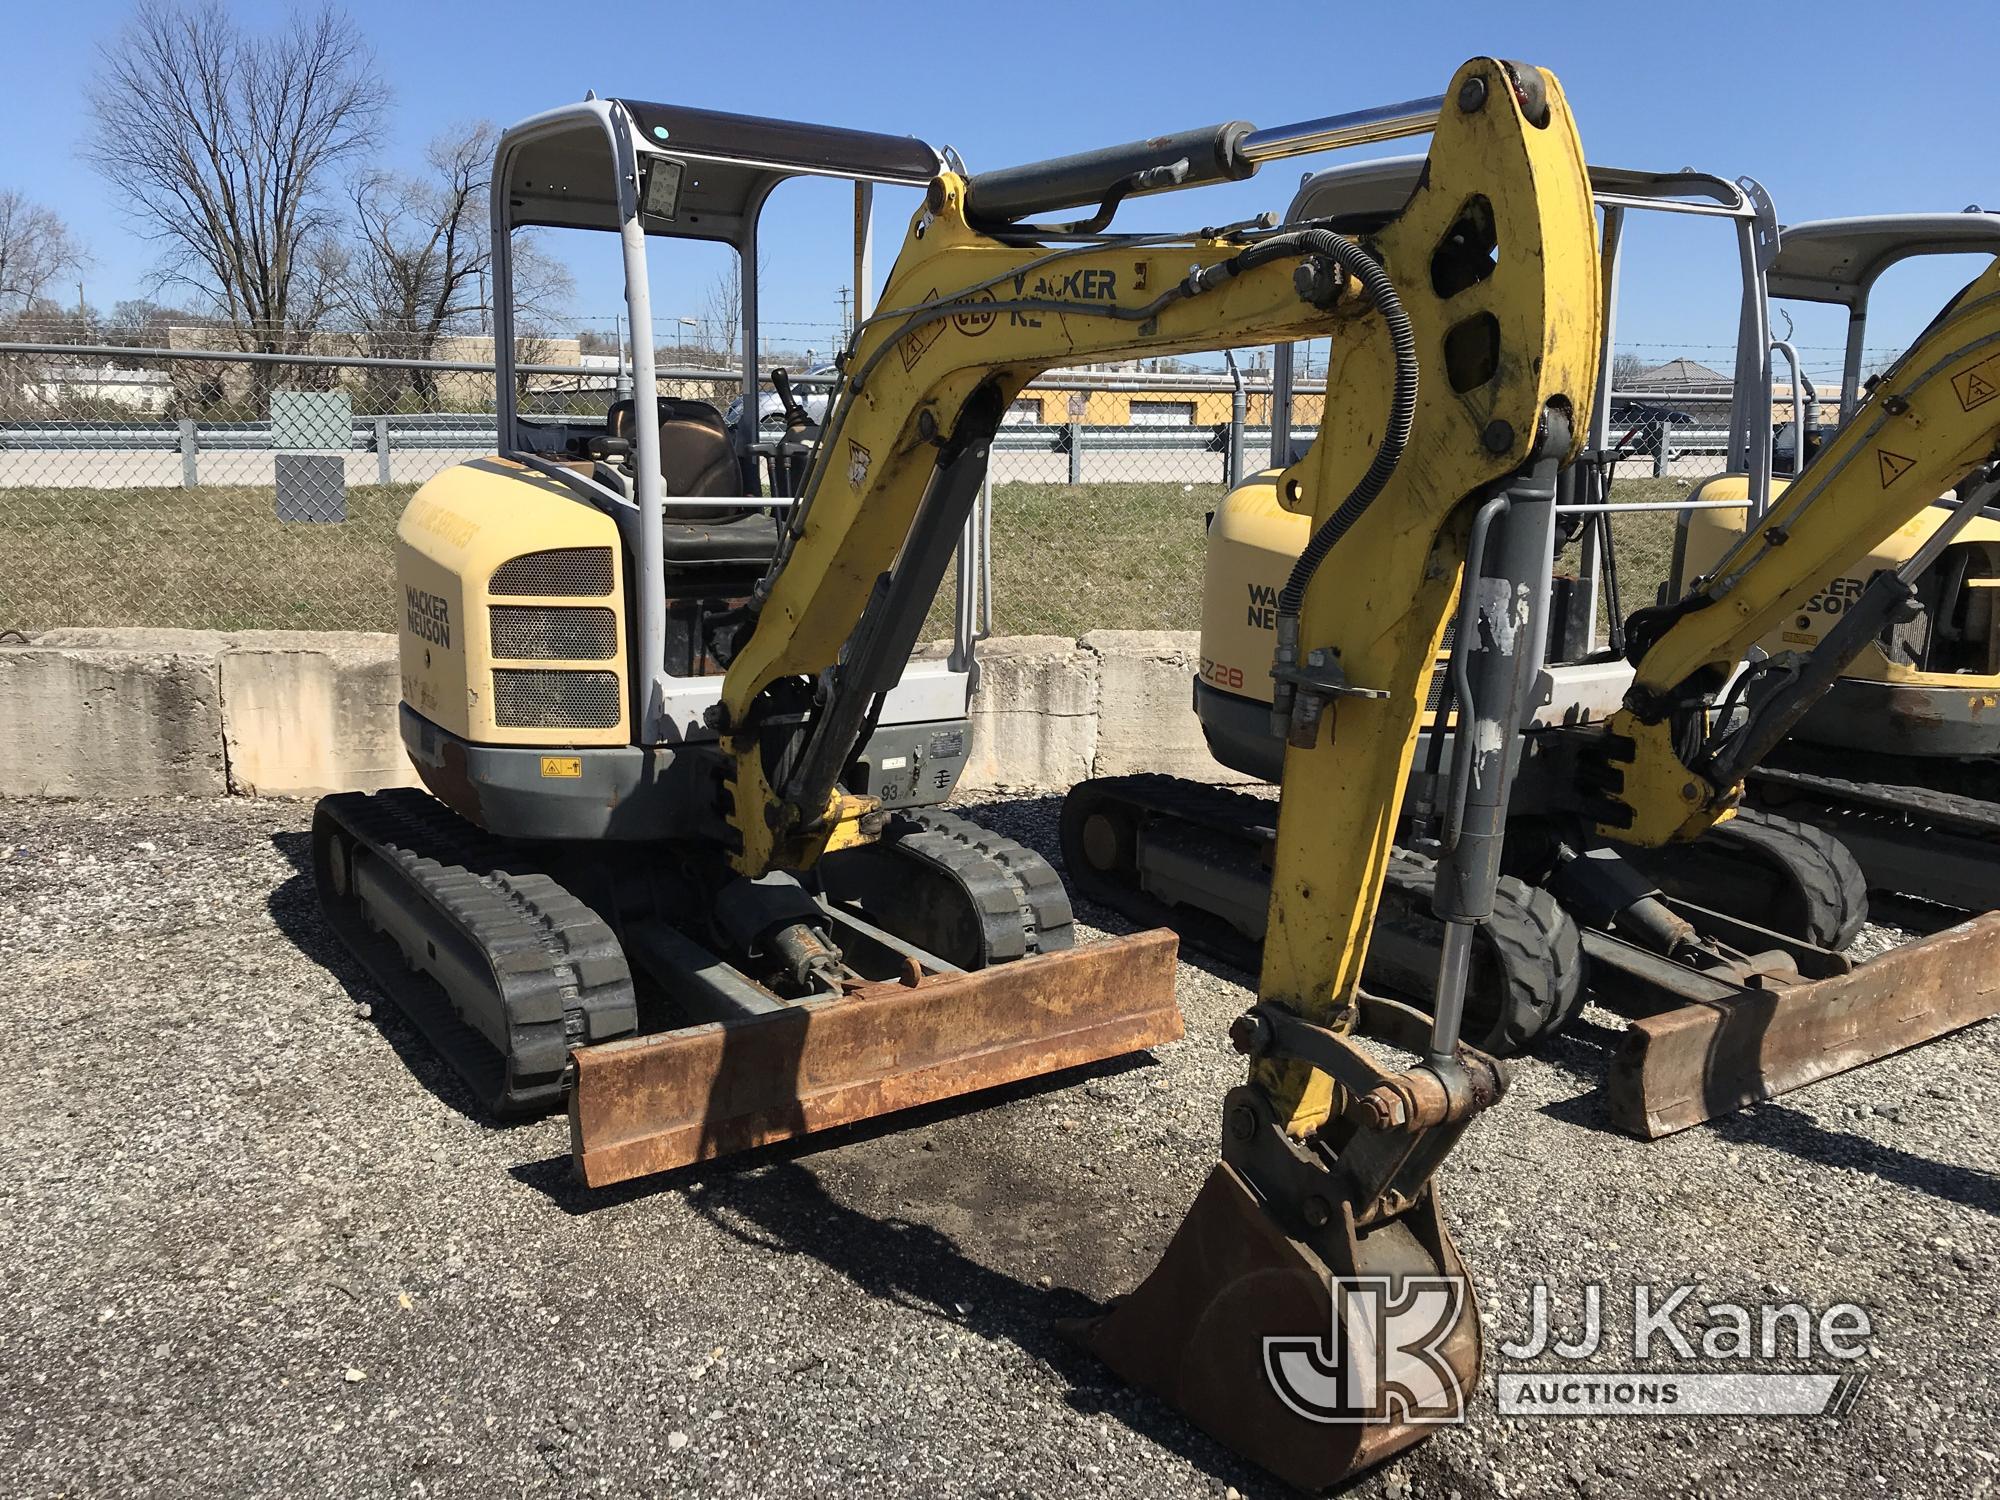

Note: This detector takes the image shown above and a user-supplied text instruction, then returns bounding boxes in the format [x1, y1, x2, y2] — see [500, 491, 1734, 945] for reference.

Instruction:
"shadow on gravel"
[674, 1159, 1293, 1498]
[505, 1049, 1158, 1213]
[1539, 1062, 2000, 1215]
[265, 829, 505, 1127]
[1704, 1101, 2000, 1216]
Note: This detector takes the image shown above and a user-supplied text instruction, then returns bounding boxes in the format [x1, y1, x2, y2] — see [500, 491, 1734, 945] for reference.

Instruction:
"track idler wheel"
[1616, 806, 1868, 950]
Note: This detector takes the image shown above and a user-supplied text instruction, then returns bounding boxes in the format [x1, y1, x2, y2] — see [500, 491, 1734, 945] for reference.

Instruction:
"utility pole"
[835, 285, 851, 343]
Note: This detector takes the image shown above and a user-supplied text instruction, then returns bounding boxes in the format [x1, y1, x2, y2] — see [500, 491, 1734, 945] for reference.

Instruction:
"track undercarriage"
[1055, 771, 1998, 1134]
[314, 789, 1181, 1181]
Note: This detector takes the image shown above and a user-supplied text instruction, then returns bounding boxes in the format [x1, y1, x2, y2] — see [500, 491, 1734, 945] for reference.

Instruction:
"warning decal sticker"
[1878, 449, 1916, 487]
[1952, 352, 2000, 412]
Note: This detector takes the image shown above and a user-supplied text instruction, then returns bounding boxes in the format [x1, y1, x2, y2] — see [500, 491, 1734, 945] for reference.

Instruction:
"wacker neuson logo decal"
[1263, 1278, 1872, 1424]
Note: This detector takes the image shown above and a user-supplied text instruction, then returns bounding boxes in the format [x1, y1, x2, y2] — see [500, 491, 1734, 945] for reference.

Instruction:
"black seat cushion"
[661, 514, 782, 567]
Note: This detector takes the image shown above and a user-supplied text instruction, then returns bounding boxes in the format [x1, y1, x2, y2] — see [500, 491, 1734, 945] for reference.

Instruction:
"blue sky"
[6, 0, 1995, 383]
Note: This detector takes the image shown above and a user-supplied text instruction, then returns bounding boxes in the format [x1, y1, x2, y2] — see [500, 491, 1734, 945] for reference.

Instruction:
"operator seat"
[604, 396, 780, 569]
[607, 396, 743, 501]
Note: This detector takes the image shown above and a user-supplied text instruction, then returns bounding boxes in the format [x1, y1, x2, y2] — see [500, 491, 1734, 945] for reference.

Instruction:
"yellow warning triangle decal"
[1967, 372, 1996, 405]
[1878, 450, 1916, 486]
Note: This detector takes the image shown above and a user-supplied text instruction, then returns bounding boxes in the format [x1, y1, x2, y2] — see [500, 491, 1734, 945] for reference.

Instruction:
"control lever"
[770, 367, 813, 430]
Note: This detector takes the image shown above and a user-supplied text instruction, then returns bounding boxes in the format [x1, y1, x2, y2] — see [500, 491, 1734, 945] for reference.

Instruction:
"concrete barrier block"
[220, 634, 415, 796]
[1083, 629, 1256, 783]
[962, 635, 1098, 791]
[0, 644, 226, 797]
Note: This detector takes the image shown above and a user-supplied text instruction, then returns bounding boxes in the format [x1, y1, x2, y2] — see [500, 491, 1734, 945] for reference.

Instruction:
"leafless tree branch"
[0, 191, 90, 312]
[85, 0, 386, 354]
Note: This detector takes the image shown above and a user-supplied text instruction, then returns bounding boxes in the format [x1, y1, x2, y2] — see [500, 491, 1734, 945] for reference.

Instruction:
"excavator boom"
[1601, 257, 2000, 844]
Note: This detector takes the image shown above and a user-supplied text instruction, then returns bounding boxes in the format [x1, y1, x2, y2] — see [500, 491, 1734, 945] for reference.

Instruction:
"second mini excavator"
[1064, 162, 2000, 1139]
[1677, 212, 2000, 913]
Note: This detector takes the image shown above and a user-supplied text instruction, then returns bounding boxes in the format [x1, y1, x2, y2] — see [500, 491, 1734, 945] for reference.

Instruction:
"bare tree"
[85, 1, 386, 355]
[0, 191, 89, 313]
[696, 251, 768, 363]
[342, 120, 572, 404]
[1611, 351, 1647, 390]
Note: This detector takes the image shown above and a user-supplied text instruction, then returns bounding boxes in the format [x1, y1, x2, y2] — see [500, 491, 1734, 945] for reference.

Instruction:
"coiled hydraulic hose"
[1266, 229, 1417, 620]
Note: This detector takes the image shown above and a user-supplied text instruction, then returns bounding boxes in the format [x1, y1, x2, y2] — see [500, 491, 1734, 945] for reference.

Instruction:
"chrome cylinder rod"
[1239, 97, 1444, 165]
[1428, 919, 1477, 1065]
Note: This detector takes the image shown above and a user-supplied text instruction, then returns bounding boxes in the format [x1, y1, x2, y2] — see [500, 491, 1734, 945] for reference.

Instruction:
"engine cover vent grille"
[490, 547, 615, 597]
[493, 669, 622, 728]
[489, 605, 618, 660]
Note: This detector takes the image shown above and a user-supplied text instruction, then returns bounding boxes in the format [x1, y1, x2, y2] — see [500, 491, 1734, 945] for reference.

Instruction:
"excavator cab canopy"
[486, 95, 941, 473]
[1767, 212, 2000, 420]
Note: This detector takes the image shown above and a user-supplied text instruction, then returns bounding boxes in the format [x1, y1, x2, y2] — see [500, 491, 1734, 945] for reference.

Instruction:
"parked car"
[1608, 397, 1693, 458]
[724, 363, 838, 431]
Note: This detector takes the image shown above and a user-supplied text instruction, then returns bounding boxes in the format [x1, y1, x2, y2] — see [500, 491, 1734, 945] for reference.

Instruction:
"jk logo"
[1263, 1276, 1470, 1425]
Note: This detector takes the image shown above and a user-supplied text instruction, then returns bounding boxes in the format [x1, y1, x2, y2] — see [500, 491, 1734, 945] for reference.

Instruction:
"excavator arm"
[716, 59, 1602, 1490]
[714, 218, 1333, 873]
[1596, 256, 2000, 845]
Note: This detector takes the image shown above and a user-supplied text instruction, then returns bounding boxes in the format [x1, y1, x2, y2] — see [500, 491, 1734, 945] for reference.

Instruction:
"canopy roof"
[1286, 155, 1750, 229]
[1768, 213, 2000, 306]
[501, 98, 940, 246]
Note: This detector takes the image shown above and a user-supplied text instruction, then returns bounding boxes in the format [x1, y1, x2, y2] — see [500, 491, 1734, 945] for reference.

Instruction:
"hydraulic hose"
[1267, 229, 1417, 620]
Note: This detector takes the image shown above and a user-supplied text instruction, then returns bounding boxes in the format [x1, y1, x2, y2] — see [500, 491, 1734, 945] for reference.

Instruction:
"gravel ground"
[1, 794, 1995, 1499]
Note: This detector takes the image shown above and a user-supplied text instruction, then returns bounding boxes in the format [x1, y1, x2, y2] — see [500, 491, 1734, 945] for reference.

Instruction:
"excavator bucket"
[1083, 1163, 1481, 1491]
[1606, 911, 2000, 1136]
[569, 928, 1182, 1186]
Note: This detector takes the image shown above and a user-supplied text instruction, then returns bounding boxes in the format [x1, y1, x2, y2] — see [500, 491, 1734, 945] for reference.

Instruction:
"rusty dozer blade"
[1607, 910, 2000, 1137]
[1084, 998, 1503, 1493]
[569, 928, 1182, 1186]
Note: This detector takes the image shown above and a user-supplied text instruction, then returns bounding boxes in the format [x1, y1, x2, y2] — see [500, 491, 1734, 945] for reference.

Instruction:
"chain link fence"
[1, 339, 1794, 639]
[0, 341, 1258, 637]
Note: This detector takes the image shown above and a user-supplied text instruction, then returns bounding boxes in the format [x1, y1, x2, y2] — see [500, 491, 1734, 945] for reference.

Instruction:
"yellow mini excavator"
[1676, 212, 2000, 913]
[311, 62, 2000, 1486]
[316, 60, 1605, 1487]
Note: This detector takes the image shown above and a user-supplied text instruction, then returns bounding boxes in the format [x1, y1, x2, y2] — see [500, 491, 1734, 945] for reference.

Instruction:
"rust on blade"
[569, 928, 1182, 1186]
[1607, 911, 2000, 1137]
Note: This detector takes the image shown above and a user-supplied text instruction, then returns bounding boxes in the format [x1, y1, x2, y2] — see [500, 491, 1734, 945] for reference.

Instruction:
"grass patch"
[1, 484, 411, 633]
[3, 474, 1697, 638]
[924, 480, 1222, 640]
[1556, 476, 1687, 624]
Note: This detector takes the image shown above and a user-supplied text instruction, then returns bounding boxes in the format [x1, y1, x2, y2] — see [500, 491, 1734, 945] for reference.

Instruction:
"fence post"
[1228, 388, 1246, 489]
[375, 416, 392, 486]
[178, 419, 197, 489]
[1653, 422, 1669, 479]
[1067, 421, 1083, 485]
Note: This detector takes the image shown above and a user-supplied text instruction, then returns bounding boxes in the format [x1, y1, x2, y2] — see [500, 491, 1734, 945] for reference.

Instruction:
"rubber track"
[880, 807, 1076, 963]
[314, 789, 637, 1116]
[1749, 764, 2000, 839]
[1058, 774, 1583, 1055]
